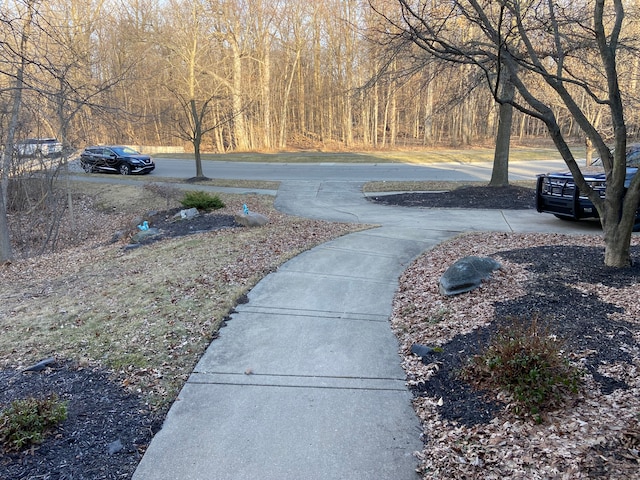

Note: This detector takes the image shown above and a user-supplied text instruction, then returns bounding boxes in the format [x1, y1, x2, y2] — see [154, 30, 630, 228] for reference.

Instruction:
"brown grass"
[0, 182, 365, 409]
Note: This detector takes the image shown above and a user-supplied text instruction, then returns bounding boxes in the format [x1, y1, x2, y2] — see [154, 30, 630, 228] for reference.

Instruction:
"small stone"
[23, 357, 56, 372]
[110, 230, 126, 244]
[108, 439, 124, 455]
[176, 208, 199, 220]
[410, 344, 434, 358]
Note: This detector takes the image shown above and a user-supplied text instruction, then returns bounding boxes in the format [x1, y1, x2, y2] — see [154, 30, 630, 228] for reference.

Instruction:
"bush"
[0, 394, 68, 451]
[180, 191, 225, 211]
[460, 315, 582, 423]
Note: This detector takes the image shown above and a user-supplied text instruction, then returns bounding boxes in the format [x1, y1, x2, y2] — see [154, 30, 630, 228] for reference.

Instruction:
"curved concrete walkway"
[133, 181, 598, 480]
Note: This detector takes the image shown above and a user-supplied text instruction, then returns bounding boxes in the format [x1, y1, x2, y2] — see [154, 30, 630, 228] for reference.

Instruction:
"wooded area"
[2, 0, 638, 154]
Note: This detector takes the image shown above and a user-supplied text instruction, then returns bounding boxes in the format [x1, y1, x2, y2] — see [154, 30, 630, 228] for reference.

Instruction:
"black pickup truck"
[536, 167, 640, 229]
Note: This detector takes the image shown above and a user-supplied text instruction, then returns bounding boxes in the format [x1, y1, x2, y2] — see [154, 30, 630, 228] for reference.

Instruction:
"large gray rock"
[234, 211, 269, 227]
[131, 227, 161, 243]
[439, 255, 501, 296]
[175, 208, 199, 220]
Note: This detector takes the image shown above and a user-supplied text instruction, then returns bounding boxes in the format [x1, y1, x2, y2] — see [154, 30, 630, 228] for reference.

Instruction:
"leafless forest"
[2, 0, 639, 153]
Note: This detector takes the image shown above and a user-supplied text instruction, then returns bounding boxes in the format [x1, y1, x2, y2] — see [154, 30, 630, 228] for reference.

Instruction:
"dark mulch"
[413, 244, 640, 428]
[0, 362, 162, 480]
[138, 208, 239, 243]
[369, 185, 536, 209]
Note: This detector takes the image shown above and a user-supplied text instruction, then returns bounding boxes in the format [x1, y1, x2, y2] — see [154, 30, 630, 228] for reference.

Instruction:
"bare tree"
[371, 0, 640, 267]
[0, 0, 139, 259]
[0, 0, 37, 262]
[159, 0, 218, 178]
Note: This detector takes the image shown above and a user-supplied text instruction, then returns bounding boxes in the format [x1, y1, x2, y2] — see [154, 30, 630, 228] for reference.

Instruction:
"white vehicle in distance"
[14, 138, 63, 158]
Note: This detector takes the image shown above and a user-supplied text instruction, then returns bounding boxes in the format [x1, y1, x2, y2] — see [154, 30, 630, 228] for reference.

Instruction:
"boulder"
[235, 211, 269, 227]
[175, 208, 199, 220]
[131, 227, 161, 243]
[439, 255, 501, 296]
[410, 344, 434, 359]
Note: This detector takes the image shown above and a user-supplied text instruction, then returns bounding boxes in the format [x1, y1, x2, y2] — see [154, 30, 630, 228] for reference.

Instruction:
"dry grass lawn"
[1, 182, 364, 409]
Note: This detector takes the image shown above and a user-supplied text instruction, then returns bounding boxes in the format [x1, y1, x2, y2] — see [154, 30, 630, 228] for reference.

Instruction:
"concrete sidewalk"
[133, 181, 599, 480]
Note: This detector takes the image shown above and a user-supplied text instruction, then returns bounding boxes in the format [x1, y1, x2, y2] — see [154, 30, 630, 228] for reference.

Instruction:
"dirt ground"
[2, 185, 638, 479]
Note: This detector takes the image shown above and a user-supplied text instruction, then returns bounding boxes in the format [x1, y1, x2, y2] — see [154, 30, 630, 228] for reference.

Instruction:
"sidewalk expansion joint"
[315, 244, 405, 260]
[235, 305, 390, 322]
[276, 269, 398, 286]
[188, 371, 409, 392]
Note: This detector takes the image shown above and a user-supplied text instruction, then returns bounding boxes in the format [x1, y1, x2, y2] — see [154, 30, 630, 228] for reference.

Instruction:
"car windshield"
[111, 146, 140, 155]
[625, 144, 640, 166]
[593, 143, 640, 167]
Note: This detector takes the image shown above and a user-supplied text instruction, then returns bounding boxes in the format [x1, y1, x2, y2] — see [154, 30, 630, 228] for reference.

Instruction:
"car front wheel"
[119, 163, 131, 175]
[82, 161, 93, 173]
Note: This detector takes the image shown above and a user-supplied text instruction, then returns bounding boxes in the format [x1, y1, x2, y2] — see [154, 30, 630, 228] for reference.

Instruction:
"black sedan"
[80, 146, 155, 175]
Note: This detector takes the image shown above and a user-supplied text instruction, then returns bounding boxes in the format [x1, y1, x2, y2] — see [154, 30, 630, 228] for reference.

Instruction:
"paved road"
[149, 157, 568, 183]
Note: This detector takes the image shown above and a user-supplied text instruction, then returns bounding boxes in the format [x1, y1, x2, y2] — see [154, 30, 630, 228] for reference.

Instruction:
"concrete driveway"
[130, 158, 600, 480]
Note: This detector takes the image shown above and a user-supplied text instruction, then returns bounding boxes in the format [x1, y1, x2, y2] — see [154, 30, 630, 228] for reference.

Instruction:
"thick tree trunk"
[261, 44, 272, 150]
[602, 220, 633, 267]
[231, 41, 248, 150]
[489, 73, 515, 187]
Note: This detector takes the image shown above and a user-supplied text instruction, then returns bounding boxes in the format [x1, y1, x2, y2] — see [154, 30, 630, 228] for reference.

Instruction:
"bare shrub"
[143, 182, 182, 208]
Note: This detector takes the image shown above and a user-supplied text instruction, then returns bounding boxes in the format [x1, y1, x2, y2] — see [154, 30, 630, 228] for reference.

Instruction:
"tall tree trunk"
[231, 41, 248, 150]
[389, 82, 397, 146]
[489, 72, 515, 187]
[0, 188, 11, 263]
[279, 49, 300, 148]
[0, 1, 35, 262]
[585, 137, 594, 166]
[424, 68, 434, 145]
[190, 99, 205, 179]
[261, 42, 272, 149]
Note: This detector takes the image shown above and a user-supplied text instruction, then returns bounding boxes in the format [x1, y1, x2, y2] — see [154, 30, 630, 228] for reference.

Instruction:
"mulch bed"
[135, 208, 240, 244]
[0, 361, 162, 480]
[369, 185, 536, 209]
[412, 244, 640, 428]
